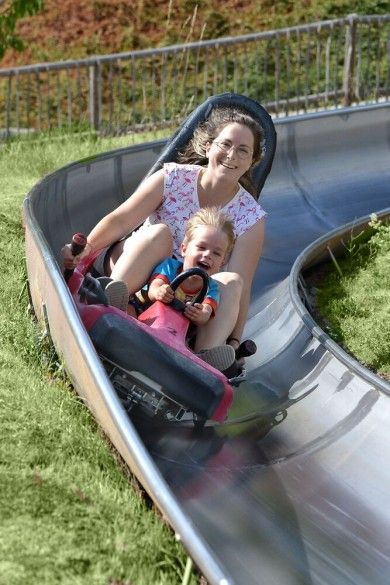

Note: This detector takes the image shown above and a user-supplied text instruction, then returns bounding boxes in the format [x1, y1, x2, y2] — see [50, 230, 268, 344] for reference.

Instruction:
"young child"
[88, 207, 238, 374]
[136, 207, 238, 373]
[133, 207, 235, 328]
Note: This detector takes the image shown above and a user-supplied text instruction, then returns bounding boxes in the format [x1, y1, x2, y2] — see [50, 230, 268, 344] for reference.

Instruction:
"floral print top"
[141, 162, 267, 258]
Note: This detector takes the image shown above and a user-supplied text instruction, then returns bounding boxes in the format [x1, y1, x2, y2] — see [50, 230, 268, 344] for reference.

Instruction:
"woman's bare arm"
[62, 169, 166, 268]
[87, 169, 165, 252]
[226, 218, 265, 342]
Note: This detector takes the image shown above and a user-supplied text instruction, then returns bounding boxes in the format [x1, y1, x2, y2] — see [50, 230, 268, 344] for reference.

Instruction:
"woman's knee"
[148, 223, 172, 245]
[217, 271, 244, 295]
[124, 223, 173, 255]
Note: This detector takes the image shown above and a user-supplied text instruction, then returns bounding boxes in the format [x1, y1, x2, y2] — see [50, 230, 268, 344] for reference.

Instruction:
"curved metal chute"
[24, 99, 390, 585]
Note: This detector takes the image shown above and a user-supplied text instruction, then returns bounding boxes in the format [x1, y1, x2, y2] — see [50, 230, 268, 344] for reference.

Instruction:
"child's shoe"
[197, 345, 236, 376]
[97, 277, 129, 312]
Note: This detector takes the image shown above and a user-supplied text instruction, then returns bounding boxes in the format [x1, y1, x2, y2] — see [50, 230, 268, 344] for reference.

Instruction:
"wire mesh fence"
[0, 14, 389, 136]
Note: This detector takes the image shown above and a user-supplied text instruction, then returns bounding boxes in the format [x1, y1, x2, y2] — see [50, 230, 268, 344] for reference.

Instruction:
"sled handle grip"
[64, 233, 88, 283]
[235, 339, 257, 360]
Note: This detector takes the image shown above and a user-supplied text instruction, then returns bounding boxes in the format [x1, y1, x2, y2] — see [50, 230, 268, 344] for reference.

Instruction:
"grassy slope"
[315, 218, 390, 379]
[0, 133, 195, 585]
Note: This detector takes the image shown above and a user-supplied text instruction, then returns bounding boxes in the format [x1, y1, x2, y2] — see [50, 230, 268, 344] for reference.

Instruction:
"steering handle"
[64, 233, 88, 283]
[236, 339, 257, 360]
[169, 267, 210, 312]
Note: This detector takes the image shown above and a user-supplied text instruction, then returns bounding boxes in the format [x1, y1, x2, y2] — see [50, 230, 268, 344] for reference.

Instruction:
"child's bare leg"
[193, 272, 243, 352]
[108, 224, 173, 294]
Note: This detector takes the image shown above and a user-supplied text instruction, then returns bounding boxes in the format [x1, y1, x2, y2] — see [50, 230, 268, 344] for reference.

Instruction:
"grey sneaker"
[97, 277, 129, 312]
[197, 345, 236, 372]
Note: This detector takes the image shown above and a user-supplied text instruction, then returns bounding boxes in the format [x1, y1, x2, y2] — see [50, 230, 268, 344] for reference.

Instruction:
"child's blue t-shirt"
[144, 257, 220, 314]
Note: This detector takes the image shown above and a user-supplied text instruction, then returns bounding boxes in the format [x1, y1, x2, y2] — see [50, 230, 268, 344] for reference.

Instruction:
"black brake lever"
[79, 274, 109, 306]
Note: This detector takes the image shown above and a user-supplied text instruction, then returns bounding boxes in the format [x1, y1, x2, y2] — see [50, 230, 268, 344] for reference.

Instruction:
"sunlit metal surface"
[24, 102, 390, 585]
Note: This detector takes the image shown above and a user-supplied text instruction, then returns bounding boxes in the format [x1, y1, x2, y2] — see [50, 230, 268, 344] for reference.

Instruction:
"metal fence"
[0, 13, 389, 136]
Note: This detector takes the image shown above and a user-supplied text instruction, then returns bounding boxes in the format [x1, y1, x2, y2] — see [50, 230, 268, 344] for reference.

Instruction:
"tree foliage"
[0, 0, 44, 59]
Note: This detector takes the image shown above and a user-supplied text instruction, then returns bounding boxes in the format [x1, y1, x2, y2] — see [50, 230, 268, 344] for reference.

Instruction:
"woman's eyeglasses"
[213, 141, 253, 160]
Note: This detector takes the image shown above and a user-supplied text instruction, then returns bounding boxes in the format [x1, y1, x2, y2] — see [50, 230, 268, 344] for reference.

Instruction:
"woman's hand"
[184, 302, 212, 325]
[61, 242, 91, 270]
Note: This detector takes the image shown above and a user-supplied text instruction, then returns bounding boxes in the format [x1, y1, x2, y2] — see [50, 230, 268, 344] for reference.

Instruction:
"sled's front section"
[79, 302, 233, 422]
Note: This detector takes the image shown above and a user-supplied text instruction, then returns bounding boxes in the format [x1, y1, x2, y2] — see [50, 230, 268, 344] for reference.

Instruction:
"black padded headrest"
[147, 92, 276, 199]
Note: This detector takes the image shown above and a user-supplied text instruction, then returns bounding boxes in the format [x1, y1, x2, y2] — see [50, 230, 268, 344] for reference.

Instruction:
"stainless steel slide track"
[24, 102, 390, 585]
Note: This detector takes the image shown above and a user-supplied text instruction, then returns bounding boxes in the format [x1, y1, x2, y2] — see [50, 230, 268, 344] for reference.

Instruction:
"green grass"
[315, 215, 390, 379]
[0, 131, 196, 585]
[3, 128, 387, 585]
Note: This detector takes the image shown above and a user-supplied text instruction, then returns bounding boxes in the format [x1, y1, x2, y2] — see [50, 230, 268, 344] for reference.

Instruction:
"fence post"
[342, 14, 358, 107]
[89, 62, 101, 131]
[6, 75, 12, 137]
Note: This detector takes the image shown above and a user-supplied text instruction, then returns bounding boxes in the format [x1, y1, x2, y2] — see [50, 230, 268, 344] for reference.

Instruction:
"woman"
[62, 106, 267, 363]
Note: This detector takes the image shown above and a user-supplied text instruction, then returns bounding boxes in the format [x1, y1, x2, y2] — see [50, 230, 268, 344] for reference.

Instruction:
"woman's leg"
[108, 224, 173, 294]
[193, 272, 243, 352]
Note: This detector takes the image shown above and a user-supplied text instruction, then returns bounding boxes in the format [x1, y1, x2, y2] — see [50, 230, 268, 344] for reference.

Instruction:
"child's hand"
[153, 283, 175, 304]
[184, 302, 212, 325]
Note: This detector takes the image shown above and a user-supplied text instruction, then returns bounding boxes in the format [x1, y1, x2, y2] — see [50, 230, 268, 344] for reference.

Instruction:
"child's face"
[181, 225, 229, 276]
